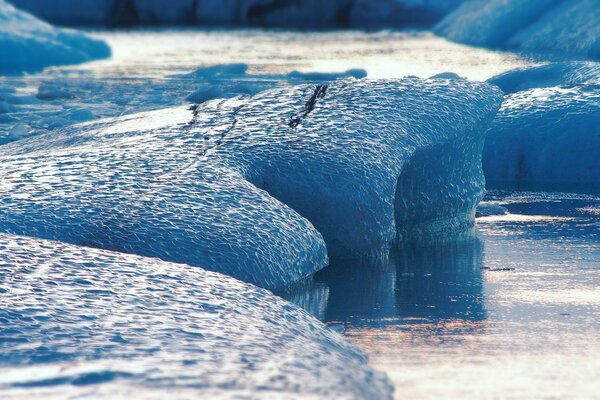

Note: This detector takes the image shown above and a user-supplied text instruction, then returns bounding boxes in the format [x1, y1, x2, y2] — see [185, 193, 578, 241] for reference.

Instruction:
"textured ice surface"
[8, 0, 462, 28]
[0, 233, 392, 400]
[483, 86, 600, 187]
[488, 62, 600, 93]
[0, 79, 502, 287]
[0, 0, 110, 75]
[436, 0, 599, 59]
[435, 0, 558, 47]
[508, 0, 600, 59]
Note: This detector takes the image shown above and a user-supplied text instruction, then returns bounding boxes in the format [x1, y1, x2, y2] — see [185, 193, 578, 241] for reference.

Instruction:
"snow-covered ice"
[0, 79, 502, 288]
[483, 85, 600, 188]
[0, 233, 392, 400]
[435, 0, 600, 59]
[488, 62, 600, 93]
[0, 0, 110, 75]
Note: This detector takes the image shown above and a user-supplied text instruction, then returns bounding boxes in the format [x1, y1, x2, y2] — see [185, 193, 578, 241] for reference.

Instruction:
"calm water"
[4, 30, 597, 399]
[285, 190, 600, 399]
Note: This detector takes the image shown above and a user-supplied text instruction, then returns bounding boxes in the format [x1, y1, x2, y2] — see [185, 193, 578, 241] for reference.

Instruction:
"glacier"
[0, 79, 502, 288]
[0, 0, 110, 75]
[0, 233, 392, 400]
[435, 0, 600, 59]
[483, 85, 600, 188]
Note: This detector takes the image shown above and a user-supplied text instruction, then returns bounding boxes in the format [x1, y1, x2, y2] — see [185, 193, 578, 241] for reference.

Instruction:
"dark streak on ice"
[289, 84, 328, 129]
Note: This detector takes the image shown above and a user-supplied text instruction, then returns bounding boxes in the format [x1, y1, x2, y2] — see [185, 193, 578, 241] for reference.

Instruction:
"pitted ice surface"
[0, 79, 502, 288]
[0, 233, 393, 400]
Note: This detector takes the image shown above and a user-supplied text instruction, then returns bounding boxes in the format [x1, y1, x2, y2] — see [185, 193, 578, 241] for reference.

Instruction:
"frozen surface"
[8, 0, 462, 27]
[0, 79, 502, 287]
[508, 0, 600, 59]
[286, 190, 600, 399]
[488, 61, 600, 93]
[0, 233, 392, 400]
[483, 86, 600, 189]
[0, 30, 530, 143]
[0, 0, 110, 75]
[436, 0, 600, 59]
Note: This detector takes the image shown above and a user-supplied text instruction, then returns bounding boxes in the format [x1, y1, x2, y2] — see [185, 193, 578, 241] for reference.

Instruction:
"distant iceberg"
[0, 0, 110, 75]
[8, 0, 463, 28]
[0, 233, 393, 399]
[0, 79, 502, 288]
[435, 0, 600, 59]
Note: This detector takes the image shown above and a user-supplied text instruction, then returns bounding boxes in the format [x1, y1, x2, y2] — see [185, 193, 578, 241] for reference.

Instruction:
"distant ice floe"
[436, 0, 600, 59]
[0, 0, 110, 75]
[182, 63, 368, 103]
[0, 79, 502, 288]
[0, 233, 393, 400]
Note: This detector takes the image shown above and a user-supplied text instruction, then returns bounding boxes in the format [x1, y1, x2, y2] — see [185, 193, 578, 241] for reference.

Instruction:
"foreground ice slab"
[0, 233, 392, 400]
[0, 79, 502, 287]
[435, 0, 600, 59]
[483, 85, 600, 188]
[488, 62, 600, 93]
[0, 0, 110, 75]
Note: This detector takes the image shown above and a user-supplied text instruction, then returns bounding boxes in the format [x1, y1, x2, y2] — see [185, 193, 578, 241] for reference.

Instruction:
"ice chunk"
[436, 0, 600, 59]
[7, 0, 118, 25]
[483, 86, 600, 188]
[429, 72, 464, 80]
[0, 233, 392, 399]
[0, 0, 110, 75]
[180, 64, 367, 104]
[488, 62, 600, 93]
[508, 0, 600, 59]
[435, 0, 559, 47]
[286, 68, 368, 81]
[0, 79, 502, 287]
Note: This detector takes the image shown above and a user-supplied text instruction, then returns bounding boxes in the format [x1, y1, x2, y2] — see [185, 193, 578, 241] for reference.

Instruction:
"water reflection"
[284, 237, 487, 329]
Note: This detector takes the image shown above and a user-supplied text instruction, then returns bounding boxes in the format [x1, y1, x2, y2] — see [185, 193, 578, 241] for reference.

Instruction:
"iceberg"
[483, 85, 600, 188]
[8, 0, 463, 28]
[0, 0, 110, 75]
[508, 0, 600, 59]
[350, 0, 465, 28]
[435, 0, 559, 48]
[488, 62, 600, 94]
[0, 233, 392, 399]
[0, 79, 502, 288]
[435, 0, 600, 59]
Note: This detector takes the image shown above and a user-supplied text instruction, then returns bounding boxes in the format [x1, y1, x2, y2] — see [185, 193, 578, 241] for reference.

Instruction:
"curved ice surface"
[0, 79, 502, 287]
[0, 0, 110, 75]
[483, 86, 600, 187]
[0, 233, 392, 399]
[435, 0, 558, 47]
[488, 62, 600, 93]
[508, 0, 600, 59]
[435, 0, 599, 59]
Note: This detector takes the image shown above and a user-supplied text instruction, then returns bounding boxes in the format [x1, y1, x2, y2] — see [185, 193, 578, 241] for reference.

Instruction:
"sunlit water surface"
[284, 190, 600, 399]
[2, 30, 597, 399]
[0, 30, 532, 139]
